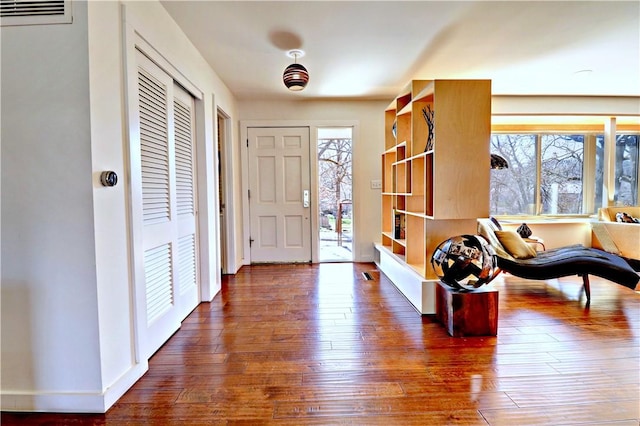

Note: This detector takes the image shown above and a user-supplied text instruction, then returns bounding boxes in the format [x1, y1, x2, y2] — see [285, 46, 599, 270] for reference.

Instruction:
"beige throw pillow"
[495, 230, 537, 259]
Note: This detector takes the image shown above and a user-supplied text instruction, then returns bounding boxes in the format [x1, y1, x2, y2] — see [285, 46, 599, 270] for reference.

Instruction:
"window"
[491, 132, 639, 217]
[595, 134, 639, 209]
[490, 134, 536, 215]
[540, 135, 584, 214]
[614, 135, 638, 206]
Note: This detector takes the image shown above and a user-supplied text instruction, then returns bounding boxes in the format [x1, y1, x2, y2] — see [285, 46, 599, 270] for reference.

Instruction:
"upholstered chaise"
[592, 206, 640, 269]
[477, 218, 640, 303]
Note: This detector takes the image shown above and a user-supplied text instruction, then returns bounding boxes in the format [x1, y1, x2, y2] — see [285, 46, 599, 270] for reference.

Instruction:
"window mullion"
[535, 134, 542, 215]
[602, 118, 617, 206]
[583, 134, 596, 214]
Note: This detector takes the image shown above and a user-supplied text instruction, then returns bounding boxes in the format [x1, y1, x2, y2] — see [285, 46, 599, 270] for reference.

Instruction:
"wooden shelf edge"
[413, 82, 435, 101]
[406, 151, 433, 161]
[398, 103, 412, 116]
[374, 243, 406, 263]
[407, 262, 427, 277]
[374, 243, 431, 280]
[380, 233, 408, 247]
[384, 141, 407, 153]
[392, 158, 410, 166]
[405, 211, 429, 218]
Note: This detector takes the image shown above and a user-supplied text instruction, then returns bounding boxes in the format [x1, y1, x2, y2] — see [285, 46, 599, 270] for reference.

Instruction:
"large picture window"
[491, 132, 639, 217]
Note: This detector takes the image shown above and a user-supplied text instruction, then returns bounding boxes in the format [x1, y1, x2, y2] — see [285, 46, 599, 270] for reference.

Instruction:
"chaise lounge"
[591, 206, 640, 270]
[477, 218, 640, 303]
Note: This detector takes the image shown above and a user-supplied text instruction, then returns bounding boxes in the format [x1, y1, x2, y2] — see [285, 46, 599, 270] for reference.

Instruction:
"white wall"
[1, 0, 239, 412]
[238, 99, 388, 263]
[1, 0, 104, 406]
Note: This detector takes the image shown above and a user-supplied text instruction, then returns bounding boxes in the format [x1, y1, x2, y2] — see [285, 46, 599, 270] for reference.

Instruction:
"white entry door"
[130, 51, 199, 359]
[248, 127, 312, 262]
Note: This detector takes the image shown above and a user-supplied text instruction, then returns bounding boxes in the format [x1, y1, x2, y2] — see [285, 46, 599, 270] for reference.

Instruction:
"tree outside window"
[489, 134, 536, 215]
[318, 137, 352, 213]
[540, 135, 584, 214]
[614, 135, 638, 206]
[595, 134, 639, 208]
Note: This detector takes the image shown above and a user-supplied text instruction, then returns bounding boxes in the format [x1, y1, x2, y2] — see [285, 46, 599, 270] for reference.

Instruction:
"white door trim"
[217, 107, 236, 274]
[240, 120, 359, 264]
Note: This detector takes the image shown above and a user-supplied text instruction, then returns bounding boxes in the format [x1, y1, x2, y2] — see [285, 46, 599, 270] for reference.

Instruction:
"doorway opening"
[317, 127, 353, 262]
[217, 109, 228, 274]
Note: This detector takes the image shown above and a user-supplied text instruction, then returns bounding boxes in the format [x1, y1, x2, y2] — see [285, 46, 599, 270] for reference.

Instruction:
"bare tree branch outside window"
[318, 137, 352, 217]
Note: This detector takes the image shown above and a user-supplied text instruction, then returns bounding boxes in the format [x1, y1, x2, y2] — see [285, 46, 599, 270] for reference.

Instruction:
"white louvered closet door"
[172, 84, 199, 321]
[133, 51, 199, 359]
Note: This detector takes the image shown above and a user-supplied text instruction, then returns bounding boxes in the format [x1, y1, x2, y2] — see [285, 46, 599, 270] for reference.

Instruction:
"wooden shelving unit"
[374, 80, 491, 314]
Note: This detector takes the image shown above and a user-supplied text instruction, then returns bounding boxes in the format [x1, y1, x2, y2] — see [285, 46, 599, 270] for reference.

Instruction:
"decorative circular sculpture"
[431, 234, 497, 291]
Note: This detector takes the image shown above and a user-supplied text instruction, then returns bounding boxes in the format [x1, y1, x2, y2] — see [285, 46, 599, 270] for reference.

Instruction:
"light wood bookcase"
[375, 79, 491, 314]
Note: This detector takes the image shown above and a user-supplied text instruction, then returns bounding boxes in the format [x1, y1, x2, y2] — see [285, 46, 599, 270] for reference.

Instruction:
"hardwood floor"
[3, 262, 639, 425]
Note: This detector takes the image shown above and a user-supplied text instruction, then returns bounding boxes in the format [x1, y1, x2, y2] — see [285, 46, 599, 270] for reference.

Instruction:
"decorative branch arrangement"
[422, 105, 435, 152]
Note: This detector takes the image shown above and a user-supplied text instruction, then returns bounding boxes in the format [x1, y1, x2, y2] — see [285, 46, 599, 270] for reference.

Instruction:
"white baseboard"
[1, 361, 148, 413]
[102, 361, 148, 411]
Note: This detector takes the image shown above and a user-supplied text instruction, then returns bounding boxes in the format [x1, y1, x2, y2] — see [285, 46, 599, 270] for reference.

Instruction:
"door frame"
[217, 107, 235, 274]
[240, 120, 358, 264]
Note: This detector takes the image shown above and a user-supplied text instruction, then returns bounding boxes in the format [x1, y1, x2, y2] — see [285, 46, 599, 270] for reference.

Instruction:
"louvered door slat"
[141, 159, 170, 171]
[138, 67, 170, 225]
[138, 72, 166, 98]
[177, 234, 196, 295]
[140, 143, 170, 158]
[174, 98, 194, 216]
[144, 244, 173, 325]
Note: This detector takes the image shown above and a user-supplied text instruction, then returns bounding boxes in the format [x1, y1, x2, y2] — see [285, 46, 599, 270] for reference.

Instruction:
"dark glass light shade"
[490, 154, 509, 169]
[283, 63, 309, 91]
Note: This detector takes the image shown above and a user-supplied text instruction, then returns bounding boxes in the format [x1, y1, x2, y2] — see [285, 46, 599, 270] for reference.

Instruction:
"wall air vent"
[1, 0, 72, 26]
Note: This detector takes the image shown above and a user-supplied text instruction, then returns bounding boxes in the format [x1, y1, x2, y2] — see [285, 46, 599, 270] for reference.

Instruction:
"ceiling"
[160, 1, 640, 102]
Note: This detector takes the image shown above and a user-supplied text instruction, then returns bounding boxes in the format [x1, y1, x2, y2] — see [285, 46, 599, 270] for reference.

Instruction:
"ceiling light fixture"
[283, 49, 309, 91]
[490, 154, 509, 170]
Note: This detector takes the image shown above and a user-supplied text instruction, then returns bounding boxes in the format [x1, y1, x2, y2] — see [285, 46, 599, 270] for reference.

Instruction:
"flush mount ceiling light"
[283, 49, 309, 91]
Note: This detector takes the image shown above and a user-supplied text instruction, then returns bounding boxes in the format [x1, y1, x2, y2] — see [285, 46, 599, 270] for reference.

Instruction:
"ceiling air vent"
[1, 0, 72, 26]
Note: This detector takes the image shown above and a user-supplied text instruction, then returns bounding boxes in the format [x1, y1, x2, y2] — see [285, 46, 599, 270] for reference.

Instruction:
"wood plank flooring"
[3, 262, 639, 425]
